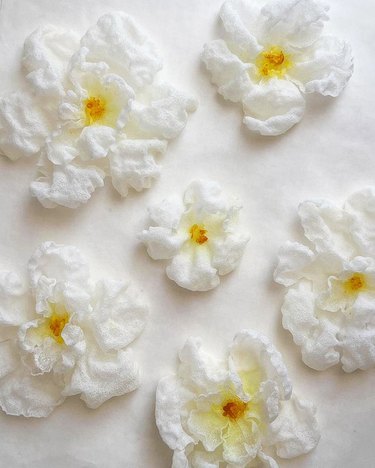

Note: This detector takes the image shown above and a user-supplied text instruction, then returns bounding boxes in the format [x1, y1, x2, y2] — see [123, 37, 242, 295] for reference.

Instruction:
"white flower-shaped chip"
[202, 0, 353, 136]
[0, 242, 148, 417]
[0, 12, 197, 208]
[139, 180, 250, 291]
[156, 330, 320, 467]
[274, 187, 375, 372]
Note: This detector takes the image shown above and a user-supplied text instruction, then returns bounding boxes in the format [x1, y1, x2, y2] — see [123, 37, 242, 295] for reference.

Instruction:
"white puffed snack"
[274, 187, 375, 372]
[139, 180, 250, 291]
[155, 330, 320, 467]
[202, 0, 353, 136]
[0, 12, 197, 208]
[0, 242, 148, 417]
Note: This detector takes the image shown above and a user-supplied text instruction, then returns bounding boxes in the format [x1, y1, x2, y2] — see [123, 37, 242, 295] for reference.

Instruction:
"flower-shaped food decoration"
[0, 13, 197, 208]
[0, 242, 148, 417]
[274, 188, 375, 372]
[156, 330, 320, 467]
[202, 0, 353, 136]
[139, 180, 249, 291]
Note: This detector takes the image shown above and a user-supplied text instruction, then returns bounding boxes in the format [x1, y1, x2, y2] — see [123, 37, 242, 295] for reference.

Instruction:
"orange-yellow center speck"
[256, 46, 292, 78]
[48, 310, 70, 344]
[190, 224, 208, 245]
[344, 273, 367, 294]
[222, 399, 247, 420]
[85, 96, 106, 125]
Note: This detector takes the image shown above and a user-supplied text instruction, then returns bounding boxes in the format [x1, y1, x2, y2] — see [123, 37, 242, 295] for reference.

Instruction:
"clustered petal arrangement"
[274, 187, 375, 372]
[139, 180, 250, 291]
[202, 0, 353, 136]
[156, 330, 320, 467]
[0, 242, 148, 417]
[0, 12, 197, 208]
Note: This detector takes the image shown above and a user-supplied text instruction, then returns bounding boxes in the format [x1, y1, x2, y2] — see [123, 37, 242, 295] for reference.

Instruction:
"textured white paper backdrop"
[0, 0, 375, 466]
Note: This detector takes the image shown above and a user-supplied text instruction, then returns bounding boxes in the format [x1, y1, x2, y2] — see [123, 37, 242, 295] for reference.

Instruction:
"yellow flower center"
[343, 273, 367, 294]
[190, 224, 208, 245]
[222, 399, 247, 420]
[46, 304, 70, 344]
[256, 46, 292, 78]
[85, 96, 106, 125]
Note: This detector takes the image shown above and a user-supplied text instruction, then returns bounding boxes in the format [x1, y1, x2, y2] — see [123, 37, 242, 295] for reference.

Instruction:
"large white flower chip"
[202, 0, 353, 136]
[0, 242, 148, 417]
[155, 330, 320, 467]
[139, 180, 250, 292]
[274, 187, 375, 372]
[0, 12, 197, 208]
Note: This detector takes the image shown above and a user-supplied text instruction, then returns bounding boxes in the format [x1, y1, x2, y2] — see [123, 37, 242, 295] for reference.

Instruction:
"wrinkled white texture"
[274, 188, 375, 372]
[156, 331, 320, 466]
[140, 180, 249, 291]
[0, 242, 148, 417]
[0, 12, 197, 209]
[202, 0, 353, 135]
[0, 0, 374, 467]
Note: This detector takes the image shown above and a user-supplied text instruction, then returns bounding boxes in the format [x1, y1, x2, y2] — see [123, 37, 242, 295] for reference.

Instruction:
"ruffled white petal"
[202, 40, 253, 103]
[30, 158, 105, 209]
[189, 449, 222, 468]
[77, 126, 116, 160]
[210, 230, 250, 275]
[64, 347, 140, 409]
[230, 330, 292, 400]
[19, 318, 68, 375]
[269, 395, 320, 458]
[259, 0, 329, 48]
[91, 279, 148, 352]
[148, 195, 186, 229]
[345, 187, 375, 257]
[22, 25, 79, 98]
[167, 246, 220, 292]
[80, 12, 162, 90]
[219, 0, 262, 57]
[0, 341, 64, 417]
[130, 83, 197, 139]
[0, 272, 34, 326]
[338, 294, 375, 372]
[139, 227, 186, 260]
[274, 241, 315, 287]
[184, 179, 230, 214]
[43, 130, 79, 165]
[0, 92, 52, 160]
[257, 450, 279, 468]
[298, 198, 357, 258]
[109, 138, 166, 196]
[292, 36, 353, 96]
[178, 338, 227, 392]
[242, 79, 306, 136]
[156, 375, 195, 451]
[281, 287, 340, 370]
[187, 409, 225, 452]
[28, 241, 89, 290]
[172, 450, 190, 468]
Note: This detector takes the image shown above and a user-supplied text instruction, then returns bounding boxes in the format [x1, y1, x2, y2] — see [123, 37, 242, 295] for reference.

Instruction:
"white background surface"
[0, 0, 375, 467]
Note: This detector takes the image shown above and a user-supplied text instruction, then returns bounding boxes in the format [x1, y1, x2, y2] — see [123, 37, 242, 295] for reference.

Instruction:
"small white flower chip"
[202, 0, 353, 136]
[0, 242, 148, 417]
[140, 180, 250, 291]
[0, 12, 197, 208]
[155, 330, 320, 466]
[274, 187, 375, 372]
